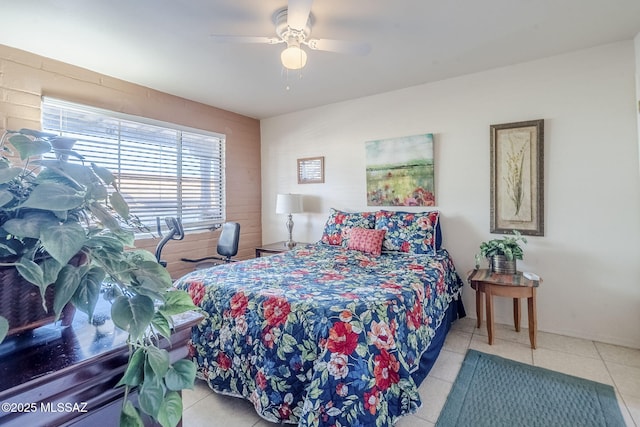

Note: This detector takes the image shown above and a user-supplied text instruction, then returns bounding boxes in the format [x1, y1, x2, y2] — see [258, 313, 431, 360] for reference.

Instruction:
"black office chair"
[181, 222, 240, 269]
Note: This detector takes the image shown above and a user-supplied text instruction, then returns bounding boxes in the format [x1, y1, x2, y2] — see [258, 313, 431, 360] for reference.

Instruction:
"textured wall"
[0, 44, 261, 280]
[261, 41, 640, 348]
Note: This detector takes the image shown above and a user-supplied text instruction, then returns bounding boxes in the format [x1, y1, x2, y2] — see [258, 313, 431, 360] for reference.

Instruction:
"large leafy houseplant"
[0, 128, 198, 427]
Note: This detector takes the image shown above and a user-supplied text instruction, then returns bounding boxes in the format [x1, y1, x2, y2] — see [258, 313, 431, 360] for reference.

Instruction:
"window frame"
[41, 97, 226, 235]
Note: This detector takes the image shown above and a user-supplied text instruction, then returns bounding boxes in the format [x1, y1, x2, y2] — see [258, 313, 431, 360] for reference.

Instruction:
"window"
[42, 98, 225, 233]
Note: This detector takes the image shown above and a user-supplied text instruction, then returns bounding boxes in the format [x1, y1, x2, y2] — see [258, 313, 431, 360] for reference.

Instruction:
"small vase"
[490, 255, 516, 274]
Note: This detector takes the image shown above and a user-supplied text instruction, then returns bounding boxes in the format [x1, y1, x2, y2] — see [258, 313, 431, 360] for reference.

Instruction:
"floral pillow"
[374, 210, 441, 254]
[347, 228, 386, 256]
[320, 208, 376, 247]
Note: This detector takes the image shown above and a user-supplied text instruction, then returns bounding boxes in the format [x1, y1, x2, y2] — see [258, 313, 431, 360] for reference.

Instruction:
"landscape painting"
[365, 133, 435, 206]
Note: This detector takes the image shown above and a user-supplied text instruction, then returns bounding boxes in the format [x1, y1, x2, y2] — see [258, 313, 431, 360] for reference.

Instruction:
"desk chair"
[181, 222, 240, 269]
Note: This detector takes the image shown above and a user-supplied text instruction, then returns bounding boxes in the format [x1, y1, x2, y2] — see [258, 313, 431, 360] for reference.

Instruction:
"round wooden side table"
[467, 268, 542, 349]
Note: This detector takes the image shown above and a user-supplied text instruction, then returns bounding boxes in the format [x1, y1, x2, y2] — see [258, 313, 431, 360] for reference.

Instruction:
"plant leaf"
[8, 134, 51, 160]
[89, 202, 121, 231]
[0, 167, 21, 184]
[145, 346, 171, 378]
[17, 128, 57, 139]
[160, 290, 198, 316]
[119, 400, 144, 427]
[144, 355, 162, 387]
[151, 311, 172, 339]
[111, 294, 155, 340]
[0, 239, 18, 258]
[138, 376, 165, 419]
[19, 182, 84, 210]
[0, 189, 14, 207]
[33, 165, 81, 190]
[2, 212, 58, 239]
[45, 160, 97, 188]
[85, 235, 125, 252]
[40, 222, 86, 265]
[136, 263, 173, 291]
[41, 256, 63, 286]
[110, 191, 130, 219]
[112, 228, 136, 247]
[53, 264, 84, 319]
[157, 391, 183, 427]
[72, 266, 104, 319]
[116, 347, 145, 387]
[91, 162, 115, 185]
[87, 181, 108, 201]
[15, 257, 47, 290]
[165, 360, 197, 391]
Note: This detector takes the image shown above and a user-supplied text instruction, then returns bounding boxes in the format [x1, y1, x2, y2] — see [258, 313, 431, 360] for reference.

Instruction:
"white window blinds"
[41, 98, 225, 233]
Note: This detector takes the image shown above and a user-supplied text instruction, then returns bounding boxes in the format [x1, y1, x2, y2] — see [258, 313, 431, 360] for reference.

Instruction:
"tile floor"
[182, 317, 640, 426]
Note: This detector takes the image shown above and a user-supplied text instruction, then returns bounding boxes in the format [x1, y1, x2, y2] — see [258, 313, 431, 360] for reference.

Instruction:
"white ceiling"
[2, 0, 640, 120]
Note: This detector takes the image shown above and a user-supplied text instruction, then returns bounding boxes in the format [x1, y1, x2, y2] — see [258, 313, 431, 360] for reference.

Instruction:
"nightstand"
[467, 268, 542, 349]
[255, 241, 308, 257]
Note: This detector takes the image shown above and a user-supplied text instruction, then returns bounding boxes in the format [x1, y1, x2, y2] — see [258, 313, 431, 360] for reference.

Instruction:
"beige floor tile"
[536, 331, 600, 359]
[615, 391, 638, 427]
[427, 349, 465, 383]
[474, 321, 535, 347]
[620, 393, 640, 427]
[251, 420, 281, 427]
[395, 414, 435, 427]
[414, 375, 453, 423]
[596, 342, 640, 369]
[449, 316, 476, 334]
[182, 379, 213, 410]
[469, 333, 533, 364]
[442, 329, 472, 354]
[607, 362, 640, 399]
[533, 347, 614, 386]
[182, 391, 261, 427]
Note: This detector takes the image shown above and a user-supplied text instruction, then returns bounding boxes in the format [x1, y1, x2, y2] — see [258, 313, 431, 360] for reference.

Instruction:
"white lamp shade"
[280, 45, 307, 70]
[276, 194, 303, 214]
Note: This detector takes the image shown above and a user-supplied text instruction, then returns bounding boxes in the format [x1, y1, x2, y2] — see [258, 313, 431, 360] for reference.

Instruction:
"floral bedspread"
[174, 243, 463, 427]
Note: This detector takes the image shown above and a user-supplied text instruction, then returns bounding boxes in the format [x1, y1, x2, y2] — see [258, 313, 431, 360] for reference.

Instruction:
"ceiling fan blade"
[306, 39, 371, 55]
[287, 0, 313, 30]
[210, 35, 282, 45]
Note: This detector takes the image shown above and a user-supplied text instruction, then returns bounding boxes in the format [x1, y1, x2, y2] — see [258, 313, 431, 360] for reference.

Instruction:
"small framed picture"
[490, 119, 544, 236]
[297, 156, 324, 184]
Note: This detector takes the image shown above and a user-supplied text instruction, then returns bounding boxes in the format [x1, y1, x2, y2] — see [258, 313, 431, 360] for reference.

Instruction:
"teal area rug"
[436, 349, 625, 427]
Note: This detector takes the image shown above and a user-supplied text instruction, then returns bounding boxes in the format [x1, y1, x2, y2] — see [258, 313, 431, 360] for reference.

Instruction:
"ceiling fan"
[211, 0, 371, 70]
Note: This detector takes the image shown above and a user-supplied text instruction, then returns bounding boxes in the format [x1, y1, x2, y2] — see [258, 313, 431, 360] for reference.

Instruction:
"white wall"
[261, 41, 640, 349]
[635, 33, 640, 173]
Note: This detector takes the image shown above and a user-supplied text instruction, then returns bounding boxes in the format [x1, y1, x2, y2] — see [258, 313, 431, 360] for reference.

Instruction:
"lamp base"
[284, 214, 297, 249]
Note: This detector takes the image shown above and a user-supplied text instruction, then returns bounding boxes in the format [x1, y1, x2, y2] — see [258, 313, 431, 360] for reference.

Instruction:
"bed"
[174, 209, 465, 426]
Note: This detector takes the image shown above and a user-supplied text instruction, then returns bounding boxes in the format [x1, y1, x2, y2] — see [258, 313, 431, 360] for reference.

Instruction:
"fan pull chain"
[282, 67, 304, 91]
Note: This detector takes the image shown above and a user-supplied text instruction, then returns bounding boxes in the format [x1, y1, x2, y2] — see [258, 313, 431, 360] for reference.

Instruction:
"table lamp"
[275, 194, 303, 248]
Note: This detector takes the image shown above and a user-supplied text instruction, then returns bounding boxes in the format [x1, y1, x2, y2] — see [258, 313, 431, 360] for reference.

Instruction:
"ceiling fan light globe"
[281, 46, 307, 70]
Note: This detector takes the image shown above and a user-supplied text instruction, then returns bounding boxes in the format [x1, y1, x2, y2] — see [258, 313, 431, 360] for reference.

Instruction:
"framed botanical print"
[490, 119, 544, 236]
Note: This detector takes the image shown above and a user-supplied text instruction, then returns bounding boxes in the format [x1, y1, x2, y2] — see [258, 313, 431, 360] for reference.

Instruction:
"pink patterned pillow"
[347, 227, 386, 256]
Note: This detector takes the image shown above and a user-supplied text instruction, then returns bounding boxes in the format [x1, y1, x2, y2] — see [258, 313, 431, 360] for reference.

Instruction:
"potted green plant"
[0, 128, 198, 427]
[478, 230, 527, 274]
